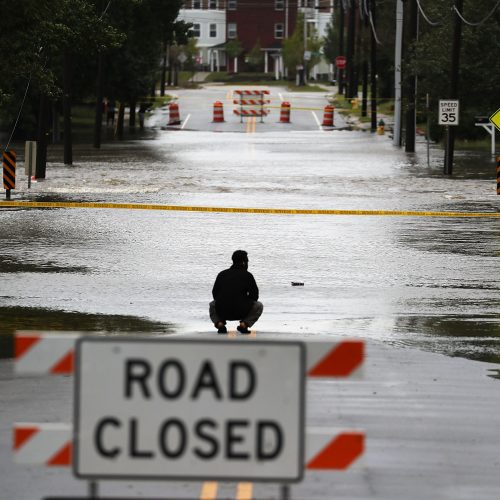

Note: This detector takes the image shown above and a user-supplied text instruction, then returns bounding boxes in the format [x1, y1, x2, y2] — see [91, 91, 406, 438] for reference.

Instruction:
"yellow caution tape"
[0, 201, 499, 217]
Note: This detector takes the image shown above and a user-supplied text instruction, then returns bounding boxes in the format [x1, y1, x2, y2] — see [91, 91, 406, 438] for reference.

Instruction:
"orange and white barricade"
[279, 101, 291, 123]
[234, 89, 271, 123]
[13, 423, 364, 471]
[306, 429, 364, 470]
[322, 105, 334, 127]
[168, 102, 181, 125]
[15, 331, 79, 375]
[13, 423, 72, 466]
[213, 101, 224, 122]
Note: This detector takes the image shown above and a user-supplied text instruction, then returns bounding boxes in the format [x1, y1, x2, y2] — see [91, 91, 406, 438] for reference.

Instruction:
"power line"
[4, 73, 32, 152]
[100, 0, 112, 19]
[369, 9, 382, 45]
[415, 0, 442, 26]
[453, 0, 500, 26]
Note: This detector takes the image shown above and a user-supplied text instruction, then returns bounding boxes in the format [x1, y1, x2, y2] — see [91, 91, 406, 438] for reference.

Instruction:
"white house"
[177, 3, 227, 71]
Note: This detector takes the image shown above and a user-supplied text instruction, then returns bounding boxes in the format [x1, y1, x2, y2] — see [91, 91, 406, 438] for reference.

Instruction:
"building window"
[191, 23, 201, 37]
[275, 0, 284, 10]
[209, 23, 217, 37]
[228, 22, 237, 38]
[209, 0, 218, 8]
[275, 23, 284, 39]
[192, 0, 201, 8]
[228, 0, 237, 9]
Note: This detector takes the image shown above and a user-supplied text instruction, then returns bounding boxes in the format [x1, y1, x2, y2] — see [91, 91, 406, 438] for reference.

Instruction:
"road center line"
[200, 481, 218, 500]
[236, 482, 253, 500]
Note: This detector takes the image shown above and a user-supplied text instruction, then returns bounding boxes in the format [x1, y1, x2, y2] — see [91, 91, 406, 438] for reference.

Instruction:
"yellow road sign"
[489, 107, 500, 132]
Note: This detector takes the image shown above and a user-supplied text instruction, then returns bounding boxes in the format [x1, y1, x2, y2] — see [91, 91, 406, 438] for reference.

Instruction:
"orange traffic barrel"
[168, 102, 181, 125]
[213, 101, 224, 123]
[322, 105, 334, 127]
[280, 102, 291, 123]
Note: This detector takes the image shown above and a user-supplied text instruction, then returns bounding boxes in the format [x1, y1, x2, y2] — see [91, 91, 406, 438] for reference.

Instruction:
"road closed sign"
[74, 338, 305, 481]
[439, 100, 460, 125]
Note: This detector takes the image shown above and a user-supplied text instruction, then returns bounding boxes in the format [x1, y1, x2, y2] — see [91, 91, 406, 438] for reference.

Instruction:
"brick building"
[177, 0, 333, 78]
[226, 0, 298, 76]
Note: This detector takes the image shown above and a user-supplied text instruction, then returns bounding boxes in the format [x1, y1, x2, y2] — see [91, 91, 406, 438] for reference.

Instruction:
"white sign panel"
[439, 100, 459, 125]
[74, 338, 305, 482]
[24, 141, 37, 176]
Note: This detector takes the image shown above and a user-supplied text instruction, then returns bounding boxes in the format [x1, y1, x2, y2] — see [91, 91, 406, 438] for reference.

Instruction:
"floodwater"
[0, 124, 498, 367]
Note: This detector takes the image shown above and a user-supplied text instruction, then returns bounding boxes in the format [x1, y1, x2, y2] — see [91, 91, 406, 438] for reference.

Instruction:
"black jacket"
[212, 264, 259, 320]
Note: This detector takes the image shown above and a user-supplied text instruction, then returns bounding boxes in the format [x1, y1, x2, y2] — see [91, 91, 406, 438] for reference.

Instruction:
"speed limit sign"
[439, 100, 459, 125]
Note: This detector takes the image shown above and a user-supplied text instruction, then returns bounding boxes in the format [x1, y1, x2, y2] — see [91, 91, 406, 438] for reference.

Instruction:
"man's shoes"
[237, 324, 250, 334]
[216, 322, 227, 334]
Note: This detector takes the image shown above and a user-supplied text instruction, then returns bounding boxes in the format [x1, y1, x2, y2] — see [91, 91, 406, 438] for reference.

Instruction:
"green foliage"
[246, 39, 264, 71]
[283, 13, 305, 76]
[306, 27, 323, 73]
[322, 13, 337, 64]
[406, 0, 500, 140]
[0, 0, 182, 138]
[225, 39, 244, 59]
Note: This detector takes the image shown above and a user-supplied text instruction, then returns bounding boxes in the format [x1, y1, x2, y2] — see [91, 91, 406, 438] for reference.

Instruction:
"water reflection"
[0, 306, 176, 359]
[390, 315, 500, 364]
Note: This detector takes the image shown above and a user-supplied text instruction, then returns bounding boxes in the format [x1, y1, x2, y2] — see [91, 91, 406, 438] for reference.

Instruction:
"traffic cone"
[322, 105, 334, 127]
[280, 102, 291, 123]
[168, 102, 181, 126]
[213, 101, 224, 122]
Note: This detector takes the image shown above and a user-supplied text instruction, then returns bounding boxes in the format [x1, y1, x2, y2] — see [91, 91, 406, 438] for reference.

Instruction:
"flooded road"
[1, 86, 499, 500]
[1, 103, 498, 364]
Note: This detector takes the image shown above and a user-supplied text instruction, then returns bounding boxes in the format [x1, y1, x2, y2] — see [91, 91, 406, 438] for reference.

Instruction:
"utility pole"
[338, 0, 345, 95]
[63, 51, 73, 165]
[361, 1, 369, 117]
[93, 52, 104, 149]
[346, 1, 356, 98]
[393, 0, 403, 146]
[370, 0, 377, 132]
[404, 0, 418, 152]
[36, 94, 48, 179]
[444, 0, 463, 175]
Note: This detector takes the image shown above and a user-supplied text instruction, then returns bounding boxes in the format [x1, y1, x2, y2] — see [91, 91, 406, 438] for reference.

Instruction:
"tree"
[225, 39, 244, 73]
[283, 13, 305, 81]
[0, 0, 122, 173]
[323, 13, 337, 65]
[247, 39, 264, 71]
[149, 0, 183, 96]
[408, 0, 500, 141]
[166, 20, 194, 87]
[305, 27, 323, 77]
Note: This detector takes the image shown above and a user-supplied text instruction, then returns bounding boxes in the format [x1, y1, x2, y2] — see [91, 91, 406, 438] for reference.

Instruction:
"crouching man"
[209, 250, 263, 334]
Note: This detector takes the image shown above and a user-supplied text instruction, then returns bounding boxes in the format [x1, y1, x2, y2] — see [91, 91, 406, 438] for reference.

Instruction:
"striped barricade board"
[233, 109, 269, 117]
[13, 423, 364, 471]
[233, 99, 271, 106]
[14, 331, 364, 379]
[3, 150, 16, 190]
[234, 90, 270, 95]
[234, 90, 271, 121]
[12, 332, 365, 484]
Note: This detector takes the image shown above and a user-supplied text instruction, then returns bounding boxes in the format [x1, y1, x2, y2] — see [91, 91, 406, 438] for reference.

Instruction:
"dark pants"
[209, 300, 263, 328]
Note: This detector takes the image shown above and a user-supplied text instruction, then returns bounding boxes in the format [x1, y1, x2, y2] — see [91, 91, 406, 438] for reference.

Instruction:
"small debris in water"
[291, 282, 304, 286]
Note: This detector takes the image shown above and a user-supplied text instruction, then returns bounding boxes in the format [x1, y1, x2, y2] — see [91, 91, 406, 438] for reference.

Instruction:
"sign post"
[74, 338, 305, 482]
[24, 141, 37, 189]
[439, 100, 459, 175]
